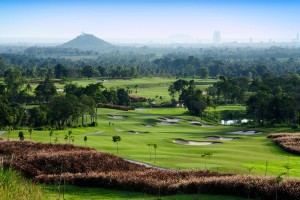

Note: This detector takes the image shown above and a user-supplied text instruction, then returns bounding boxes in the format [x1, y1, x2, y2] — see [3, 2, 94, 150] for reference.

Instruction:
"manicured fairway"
[71, 77, 215, 103]
[5, 107, 300, 178]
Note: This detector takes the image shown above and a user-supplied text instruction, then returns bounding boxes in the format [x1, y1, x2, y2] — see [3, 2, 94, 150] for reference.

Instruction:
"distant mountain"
[60, 33, 114, 52]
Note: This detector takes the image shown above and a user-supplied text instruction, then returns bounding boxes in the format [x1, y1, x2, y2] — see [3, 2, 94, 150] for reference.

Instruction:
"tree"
[68, 130, 72, 143]
[54, 64, 68, 78]
[201, 152, 212, 169]
[18, 131, 25, 140]
[28, 106, 48, 127]
[112, 135, 121, 155]
[84, 136, 88, 146]
[275, 172, 285, 200]
[4, 68, 27, 102]
[28, 128, 33, 141]
[49, 129, 53, 143]
[47, 95, 82, 129]
[82, 66, 98, 78]
[116, 88, 130, 106]
[34, 76, 57, 102]
[199, 67, 208, 79]
[154, 144, 157, 163]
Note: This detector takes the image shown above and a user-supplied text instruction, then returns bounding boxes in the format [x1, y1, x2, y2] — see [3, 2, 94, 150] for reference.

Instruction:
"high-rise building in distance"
[213, 31, 221, 44]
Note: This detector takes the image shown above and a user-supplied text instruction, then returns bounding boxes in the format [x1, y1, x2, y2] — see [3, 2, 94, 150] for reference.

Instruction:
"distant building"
[297, 33, 299, 42]
[213, 31, 221, 44]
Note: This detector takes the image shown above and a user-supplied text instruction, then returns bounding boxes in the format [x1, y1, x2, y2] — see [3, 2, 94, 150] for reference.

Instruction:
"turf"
[43, 184, 249, 200]
[5, 106, 300, 177]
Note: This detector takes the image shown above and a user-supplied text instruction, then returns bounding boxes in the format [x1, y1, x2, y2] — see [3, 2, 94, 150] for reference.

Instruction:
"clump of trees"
[0, 67, 131, 130]
[169, 79, 208, 117]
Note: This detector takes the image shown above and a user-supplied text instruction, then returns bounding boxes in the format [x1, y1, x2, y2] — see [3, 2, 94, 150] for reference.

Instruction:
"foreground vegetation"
[1, 139, 299, 200]
[0, 168, 47, 200]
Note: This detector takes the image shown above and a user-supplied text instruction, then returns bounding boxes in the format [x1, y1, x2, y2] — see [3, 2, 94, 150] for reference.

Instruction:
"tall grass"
[0, 168, 46, 200]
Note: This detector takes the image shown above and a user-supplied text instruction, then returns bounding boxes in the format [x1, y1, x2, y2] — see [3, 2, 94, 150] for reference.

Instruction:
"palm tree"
[28, 128, 33, 141]
[153, 144, 157, 163]
[112, 135, 121, 155]
[49, 129, 53, 143]
[18, 131, 25, 140]
[68, 130, 72, 143]
[275, 172, 285, 200]
[84, 136, 88, 146]
[201, 152, 213, 169]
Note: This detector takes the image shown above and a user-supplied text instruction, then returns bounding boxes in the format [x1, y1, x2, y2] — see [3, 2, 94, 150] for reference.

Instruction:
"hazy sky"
[0, 0, 299, 43]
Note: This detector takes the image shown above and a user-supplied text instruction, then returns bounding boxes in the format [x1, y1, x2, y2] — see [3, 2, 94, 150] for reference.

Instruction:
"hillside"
[60, 33, 114, 52]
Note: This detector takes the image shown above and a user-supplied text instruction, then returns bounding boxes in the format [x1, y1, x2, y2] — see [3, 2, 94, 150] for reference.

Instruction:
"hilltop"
[60, 33, 114, 51]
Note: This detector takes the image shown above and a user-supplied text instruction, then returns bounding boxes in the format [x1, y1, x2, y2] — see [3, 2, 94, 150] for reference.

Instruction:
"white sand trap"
[164, 118, 180, 122]
[127, 131, 148, 134]
[81, 131, 104, 136]
[229, 131, 262, 135]
[158, 118, 180, 125]
[205, 136, 235, 141]
[108, 115, 127, 119]
[202, 124, 216, 127]
[173, 139, 221, 146]
[189, 121, 202, 126]
[136, 108, 149, 112]
[141, 124, 154, 127]
[157, 121, 178, 125]
[0, 131, 6, 136]
[116, 129, 123, 132]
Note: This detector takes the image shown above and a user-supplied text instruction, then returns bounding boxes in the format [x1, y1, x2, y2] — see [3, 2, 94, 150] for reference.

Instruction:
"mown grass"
[4, 106, 300, 178]
[43, 184, 249, 200]
[70, 77, 215, 103]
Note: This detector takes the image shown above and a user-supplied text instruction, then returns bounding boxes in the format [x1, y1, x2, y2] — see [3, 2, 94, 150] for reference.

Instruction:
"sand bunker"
[81, 131, 103, 136]
[173, 139, 222, 146]
[228, 131, 262, 135]
[157, 118, 180, 125]
[205, 136, 236, 141]
[136, 108, 149, 112]
[188, 121, 215, 127]
[116, 129, 123, 132]
[127, 131, 148, 134]
[189, 121, 202, 126]
[141, 124, 154, 127]
[108, 115, 127, 119]
[157, 121, 178, 125]
[160, 118, 180, 122]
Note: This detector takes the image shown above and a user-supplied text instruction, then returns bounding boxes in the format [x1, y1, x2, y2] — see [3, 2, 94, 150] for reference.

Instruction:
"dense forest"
[1, 45, 300, 130]
[1, 46, 300, 79]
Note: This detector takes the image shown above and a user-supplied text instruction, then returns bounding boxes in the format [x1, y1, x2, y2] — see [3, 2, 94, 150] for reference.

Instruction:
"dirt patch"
[173, 139, 222, 146]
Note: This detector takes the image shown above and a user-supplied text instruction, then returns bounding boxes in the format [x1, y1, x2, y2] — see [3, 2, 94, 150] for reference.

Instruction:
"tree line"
[1, 46, 300, 79]
[0, 68, 131, 130]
